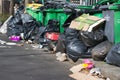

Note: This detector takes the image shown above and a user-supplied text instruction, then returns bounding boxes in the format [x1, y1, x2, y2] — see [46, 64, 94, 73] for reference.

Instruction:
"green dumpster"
[43, 9, 71, 33]
[56, 9, 71, 33]
[38, 11, 43, 24]
[26, 8, 40, 21]
[26, 8, 30, 14]
[26, 8, 32, 15]
[102, 3, 120, 44]
[43, 9, 57, 26]
[94, 13, 103, 18]
[113, 11, 120, 44]
[108, 3, 120, 44]
[32, 9, 40, 21]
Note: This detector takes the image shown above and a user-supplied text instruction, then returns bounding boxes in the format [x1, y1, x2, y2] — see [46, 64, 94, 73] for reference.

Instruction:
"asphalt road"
[0, 34, 73, 80]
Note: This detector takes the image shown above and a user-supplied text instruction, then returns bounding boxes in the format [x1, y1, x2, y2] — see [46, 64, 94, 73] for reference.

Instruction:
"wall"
[0, 0, 10, 14]
[0, 0, 2, 14]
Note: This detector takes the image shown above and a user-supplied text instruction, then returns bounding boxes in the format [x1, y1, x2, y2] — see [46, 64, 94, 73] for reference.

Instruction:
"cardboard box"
[69, 14, 105, 32]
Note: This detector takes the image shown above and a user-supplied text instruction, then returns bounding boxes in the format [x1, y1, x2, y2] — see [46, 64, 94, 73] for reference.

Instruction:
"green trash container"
[26, 8, 33, 16]
[26, 8, 31, 14]
[26, 8, 34, 17]
[102, 9, 120, 44]
[43, 9, 71, 33]
[38, 11, 43, 24]
[29, 8, 34, 17]
[26, 8, 40, 21]
[113, 11, 120, 44]
[101, 3, 120, 44]
[56, 9, 71, 33]
[44, 9, 57, 26]
[94, 13, 103, 18]
[90, 8, 120, 44]
[32, 9, 40, 21]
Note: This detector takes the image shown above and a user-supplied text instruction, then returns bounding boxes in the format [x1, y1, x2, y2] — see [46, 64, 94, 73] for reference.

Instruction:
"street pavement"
[0, 34, 73, 80]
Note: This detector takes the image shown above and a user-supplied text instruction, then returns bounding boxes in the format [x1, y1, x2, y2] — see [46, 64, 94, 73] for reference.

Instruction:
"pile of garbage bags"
[54, 27, 108, 62]
[64, 28, 106, 62]
[1, 12, 105, 63]
[6, 13, 40, 41]
[1, 10, 120, 67]
[1, 12, 60, 49]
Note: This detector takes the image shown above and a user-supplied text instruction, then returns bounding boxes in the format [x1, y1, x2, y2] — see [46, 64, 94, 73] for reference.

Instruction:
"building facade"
[0, 0, 10, 14]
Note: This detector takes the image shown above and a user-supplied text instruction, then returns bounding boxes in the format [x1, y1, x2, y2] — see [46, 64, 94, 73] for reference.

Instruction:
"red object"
[46, 32, 60, 41]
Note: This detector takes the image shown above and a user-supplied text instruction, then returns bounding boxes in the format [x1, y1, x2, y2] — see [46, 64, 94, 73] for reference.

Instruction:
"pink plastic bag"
[9, 35, 21, 41]
[83, 59, 94, 69]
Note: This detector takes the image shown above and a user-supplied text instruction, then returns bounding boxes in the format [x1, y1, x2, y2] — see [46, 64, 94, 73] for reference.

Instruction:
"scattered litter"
[70, 64, 85, 73]
[89, 68, 101, 76]
[69, 59, 109, 80]
[70, 59, 94, 73]
[46, 32, 60, 41]
[17, 43, 24, 46]
[0, 39, 6, 44]
[0, 39, 23, 46]
[9, 35, 21, 42]
[32, 44, 43, 49]
[56, 52, 62, 57]
[6, 42, 17, 45]
[83, 59, 94, 69]
[0, 46, 11, 48]
[106, 78, 111, 80]
[69, 72, 105, 80]
[26, 40, 33, 44]
[56, 52, 67, 62]
[20, 33, 24, 39]
[70, 66, 108, 80]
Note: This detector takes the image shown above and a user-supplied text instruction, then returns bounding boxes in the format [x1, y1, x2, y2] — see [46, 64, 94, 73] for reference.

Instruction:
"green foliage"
[0, 14, 10, 23]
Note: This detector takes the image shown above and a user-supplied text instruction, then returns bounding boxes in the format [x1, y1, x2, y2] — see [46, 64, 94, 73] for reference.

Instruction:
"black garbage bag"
[7, 14, 22, 27]
[65, 28, 87, 62]
[7, 13, 23, 37]
[45, 20, 60, 32]
[65, 28, 80, 44]
[21, 13, 34, 24]
[92, 41, 112, 61]
[7, 14, 23, 37]
[33, 27, 46, 44]
[55, 34, 66, 53]
[7, 24, 24, 37]
[105, 43, 120, 67]
[20, 13, 40, 41]
[47, 40, 57, 51]
[33, 26, 50, 48]
[40, 1, 66, 10]
[23, 21, 40, 40]
[66, 38, 87, 56]
[80, 29, 106, 47]
[34, 19, 60, 47]
[37, 27, 49, 44]
[9, 13, 22, 25]
[7, 13, 40, 42]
